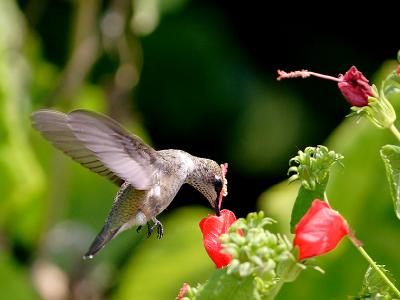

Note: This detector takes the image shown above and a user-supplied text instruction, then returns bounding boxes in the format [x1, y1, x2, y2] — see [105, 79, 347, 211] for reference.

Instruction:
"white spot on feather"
[177, 151, 195, 173]
[134, 211, 147, 225]
[153, 185, 161, 198]
[117, 211, 147, 235]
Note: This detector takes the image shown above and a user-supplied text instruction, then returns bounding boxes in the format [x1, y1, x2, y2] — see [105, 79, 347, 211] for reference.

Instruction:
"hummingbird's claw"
[156, 221, 164, 239]
[136, 225, 142, 233]
[146, 219, 164, 239]
[146, 221, 153, 238]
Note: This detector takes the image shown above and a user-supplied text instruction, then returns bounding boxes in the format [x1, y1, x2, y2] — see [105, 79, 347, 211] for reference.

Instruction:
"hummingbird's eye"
[214, 176, 223, 195]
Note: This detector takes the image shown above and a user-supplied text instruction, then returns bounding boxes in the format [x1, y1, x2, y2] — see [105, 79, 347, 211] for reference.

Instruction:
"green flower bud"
[288, 146, 343, 190]
[220, 211, 297, 296]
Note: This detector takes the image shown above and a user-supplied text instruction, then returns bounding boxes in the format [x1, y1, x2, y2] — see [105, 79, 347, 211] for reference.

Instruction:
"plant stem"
[307, 71, 342, 82]
[324, 192, 329, 204]
[349, 237, 400, 298]
[389, 124, 400, 143]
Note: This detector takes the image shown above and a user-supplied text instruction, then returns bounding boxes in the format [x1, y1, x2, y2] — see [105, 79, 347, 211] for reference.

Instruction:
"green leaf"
[357, 266, 396, 299]
[382, 68, 400, 99]
[195, 269, 260, 300]
[380, 144, 400, 219]
[290, 181, 327, 233]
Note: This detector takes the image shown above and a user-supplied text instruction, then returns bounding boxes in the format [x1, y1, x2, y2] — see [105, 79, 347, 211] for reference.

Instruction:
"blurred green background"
[0, 0, 399, 299]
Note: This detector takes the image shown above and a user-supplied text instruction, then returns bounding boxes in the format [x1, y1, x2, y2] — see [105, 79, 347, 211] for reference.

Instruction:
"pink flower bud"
[338, 66, 374, 107]
[294, 199, 350, 261]
[177, 283, 189, 300]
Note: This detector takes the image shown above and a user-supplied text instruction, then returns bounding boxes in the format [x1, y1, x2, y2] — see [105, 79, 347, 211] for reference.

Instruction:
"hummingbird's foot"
[136, 225, 142, 233]
[146, 219, 164, 239]
[156, 220, 164, 239]
[146, 221, 152, 237]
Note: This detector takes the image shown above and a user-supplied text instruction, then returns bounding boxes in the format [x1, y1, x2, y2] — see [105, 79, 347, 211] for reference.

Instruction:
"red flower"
[294, 199, 350, 261]
[199, 209, 237, 268]
[338, 66, 374, 107]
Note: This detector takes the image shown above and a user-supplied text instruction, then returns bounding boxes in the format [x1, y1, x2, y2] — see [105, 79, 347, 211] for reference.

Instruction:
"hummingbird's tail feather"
[83, 226, 120, 260]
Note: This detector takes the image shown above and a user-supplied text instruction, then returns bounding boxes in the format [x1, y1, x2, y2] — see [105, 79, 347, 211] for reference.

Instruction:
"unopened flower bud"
[338, 66, 374, 107]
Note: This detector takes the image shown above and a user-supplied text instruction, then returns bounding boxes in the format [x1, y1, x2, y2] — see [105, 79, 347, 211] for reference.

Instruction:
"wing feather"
[32, 109, 160, 189]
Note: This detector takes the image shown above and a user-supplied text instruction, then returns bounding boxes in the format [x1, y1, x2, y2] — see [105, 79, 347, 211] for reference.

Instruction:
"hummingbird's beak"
[214, 199, 220, 216]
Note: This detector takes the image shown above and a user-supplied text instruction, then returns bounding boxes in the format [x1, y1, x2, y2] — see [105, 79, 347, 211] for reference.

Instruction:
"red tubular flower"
[338, 66, 374, 107]
[199, 209, 237, 268]
[294, 199, 350, 261]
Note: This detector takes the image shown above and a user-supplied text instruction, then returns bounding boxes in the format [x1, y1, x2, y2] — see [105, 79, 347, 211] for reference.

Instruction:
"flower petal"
[294, 199, 350, 260]
[338, 66, 374, 107]
[199, 209, 237, 268]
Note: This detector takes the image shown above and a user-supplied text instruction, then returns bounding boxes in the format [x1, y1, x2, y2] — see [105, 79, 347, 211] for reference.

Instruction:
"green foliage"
[349, 85, 396, 129]
[380, 144, 400, 219]
[131, 0, 189, 36]
[382, 67, 400, 98]
[287, 146, 343, 232]
[260, 61, 400, 300]
[194, 269, 259, 300]
[0, 251, 39, 300]
[0, 0, 46, 247]
[353, 266, 397, 299]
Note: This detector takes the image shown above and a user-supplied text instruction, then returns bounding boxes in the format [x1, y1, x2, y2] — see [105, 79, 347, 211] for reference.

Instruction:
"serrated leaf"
[383, 68, 400, 99]
[290, 181, 327, 233]
[380, 144, 400, 219]
[195, 269, 260, 300]
[357, 266, 396, 299]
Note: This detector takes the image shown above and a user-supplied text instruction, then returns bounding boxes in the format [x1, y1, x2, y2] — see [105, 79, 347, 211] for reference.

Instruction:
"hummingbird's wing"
[66, 109, 159, 190]
[32, 110, 124, 186]
[32, 109, 159, 190]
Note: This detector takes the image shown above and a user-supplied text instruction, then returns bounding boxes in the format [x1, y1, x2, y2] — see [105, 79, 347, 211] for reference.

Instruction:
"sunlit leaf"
[380, 144, 400, 219]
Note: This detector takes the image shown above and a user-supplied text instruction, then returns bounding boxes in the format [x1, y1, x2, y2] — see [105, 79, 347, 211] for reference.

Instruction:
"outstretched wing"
[32, 109, 159, 190]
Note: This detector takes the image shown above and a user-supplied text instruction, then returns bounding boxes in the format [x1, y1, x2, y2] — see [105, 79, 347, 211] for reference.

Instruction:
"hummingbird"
[31, 109, 228, 259]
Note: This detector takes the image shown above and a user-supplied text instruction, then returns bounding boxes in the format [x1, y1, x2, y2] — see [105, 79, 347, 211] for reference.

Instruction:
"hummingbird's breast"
[108, 150, 194, 226]
[144, 149, 194, 217]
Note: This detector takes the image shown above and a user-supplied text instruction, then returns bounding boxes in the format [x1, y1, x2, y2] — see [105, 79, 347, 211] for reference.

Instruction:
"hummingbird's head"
[188, 159, 228, 216]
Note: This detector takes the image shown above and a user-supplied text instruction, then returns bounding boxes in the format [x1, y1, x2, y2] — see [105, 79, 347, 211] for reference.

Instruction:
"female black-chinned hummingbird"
[32, 109, 228, 259]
